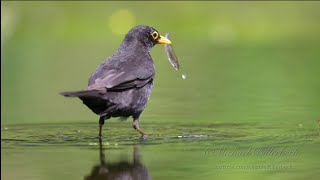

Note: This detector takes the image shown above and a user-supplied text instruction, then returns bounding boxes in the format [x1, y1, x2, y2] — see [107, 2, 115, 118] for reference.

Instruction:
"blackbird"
[61, 25, 171, 139]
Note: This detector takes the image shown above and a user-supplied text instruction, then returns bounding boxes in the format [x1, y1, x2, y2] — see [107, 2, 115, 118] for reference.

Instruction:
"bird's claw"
[140, 134, 148, 140]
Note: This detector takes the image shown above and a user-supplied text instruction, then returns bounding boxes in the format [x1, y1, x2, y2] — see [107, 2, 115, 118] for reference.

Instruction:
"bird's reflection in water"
[84, 140, 150, 180]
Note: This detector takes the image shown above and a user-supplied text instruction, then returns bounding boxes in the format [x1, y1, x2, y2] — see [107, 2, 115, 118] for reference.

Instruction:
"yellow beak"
[157, 35, 172, 45]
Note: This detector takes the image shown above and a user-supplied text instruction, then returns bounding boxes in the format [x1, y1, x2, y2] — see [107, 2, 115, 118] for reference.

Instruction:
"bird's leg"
[98, 116, 105, 140]
[132, 117, 148, 139]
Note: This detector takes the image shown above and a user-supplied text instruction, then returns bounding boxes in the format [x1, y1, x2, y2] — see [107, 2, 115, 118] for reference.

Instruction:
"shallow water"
[2, 122, 319, 180]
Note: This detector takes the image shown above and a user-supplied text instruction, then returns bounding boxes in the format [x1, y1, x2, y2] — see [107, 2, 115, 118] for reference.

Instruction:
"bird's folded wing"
[88, 69, 154, 91]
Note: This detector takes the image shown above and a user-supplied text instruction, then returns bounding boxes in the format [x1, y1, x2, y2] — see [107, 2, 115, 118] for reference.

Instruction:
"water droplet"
[178, 135, 183, 138]
[182, 74, 187, 80]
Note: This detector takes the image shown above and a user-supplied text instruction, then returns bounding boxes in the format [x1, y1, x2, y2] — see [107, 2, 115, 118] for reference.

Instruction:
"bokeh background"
[2, 1, 320, 126]
[2, 2, 320, 180]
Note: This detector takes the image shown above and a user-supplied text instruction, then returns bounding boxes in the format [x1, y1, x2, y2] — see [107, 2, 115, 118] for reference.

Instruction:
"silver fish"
[164, 33, 180, 70]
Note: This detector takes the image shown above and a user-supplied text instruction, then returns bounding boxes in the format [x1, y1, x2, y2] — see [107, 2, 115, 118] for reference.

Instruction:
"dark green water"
[2, 122, 320, 179]
[2, 1, 320, 179]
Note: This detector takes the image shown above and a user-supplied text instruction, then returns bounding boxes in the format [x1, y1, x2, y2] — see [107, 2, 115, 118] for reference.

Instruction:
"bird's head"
[123, 25, 171, 49]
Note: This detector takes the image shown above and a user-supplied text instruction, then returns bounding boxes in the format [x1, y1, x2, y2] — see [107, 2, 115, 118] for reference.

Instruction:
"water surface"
[2, 122, 319, 180]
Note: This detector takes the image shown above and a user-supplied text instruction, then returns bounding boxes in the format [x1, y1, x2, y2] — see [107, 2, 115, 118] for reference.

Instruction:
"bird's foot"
[97, 135, 103, 140]
[140, 134, 148, 140]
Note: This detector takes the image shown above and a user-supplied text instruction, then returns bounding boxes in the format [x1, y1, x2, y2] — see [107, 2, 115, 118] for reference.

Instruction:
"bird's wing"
[87, 68, 154, 91]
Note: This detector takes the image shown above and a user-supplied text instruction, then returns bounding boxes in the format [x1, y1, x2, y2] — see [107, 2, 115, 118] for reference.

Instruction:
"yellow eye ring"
[151, 31, 159, 40]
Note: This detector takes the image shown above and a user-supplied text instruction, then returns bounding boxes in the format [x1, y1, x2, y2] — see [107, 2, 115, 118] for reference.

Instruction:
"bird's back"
[81, 42, 155, 117]
[88, 40, 155, 87]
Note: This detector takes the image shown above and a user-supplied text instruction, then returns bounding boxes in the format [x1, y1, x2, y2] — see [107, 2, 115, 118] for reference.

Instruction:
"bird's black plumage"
[61, 25, 172, 139]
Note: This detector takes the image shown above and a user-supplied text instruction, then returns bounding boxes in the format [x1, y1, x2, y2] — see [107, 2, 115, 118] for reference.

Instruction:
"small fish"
[164, 33, 180, 70]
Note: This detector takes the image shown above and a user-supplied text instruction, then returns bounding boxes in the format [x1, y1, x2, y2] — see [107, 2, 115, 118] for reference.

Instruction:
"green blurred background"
[2, 1, 320, 126]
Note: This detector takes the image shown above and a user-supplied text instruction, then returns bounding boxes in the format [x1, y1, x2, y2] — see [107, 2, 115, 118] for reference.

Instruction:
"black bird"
[61, 25, 171, 139]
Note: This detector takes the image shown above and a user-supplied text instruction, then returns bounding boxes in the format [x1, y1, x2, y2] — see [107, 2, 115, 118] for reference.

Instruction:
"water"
[2, 122, 320, 180]
[182, 74, 187, 80]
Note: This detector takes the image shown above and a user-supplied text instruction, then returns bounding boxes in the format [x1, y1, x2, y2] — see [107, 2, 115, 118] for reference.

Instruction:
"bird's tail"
[60, 89, 110, 115]
[60, 89, 105, 98]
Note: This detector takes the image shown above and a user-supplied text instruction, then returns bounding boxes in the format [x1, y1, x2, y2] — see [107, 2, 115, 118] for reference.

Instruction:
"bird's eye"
[151, 31, 159, 40]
